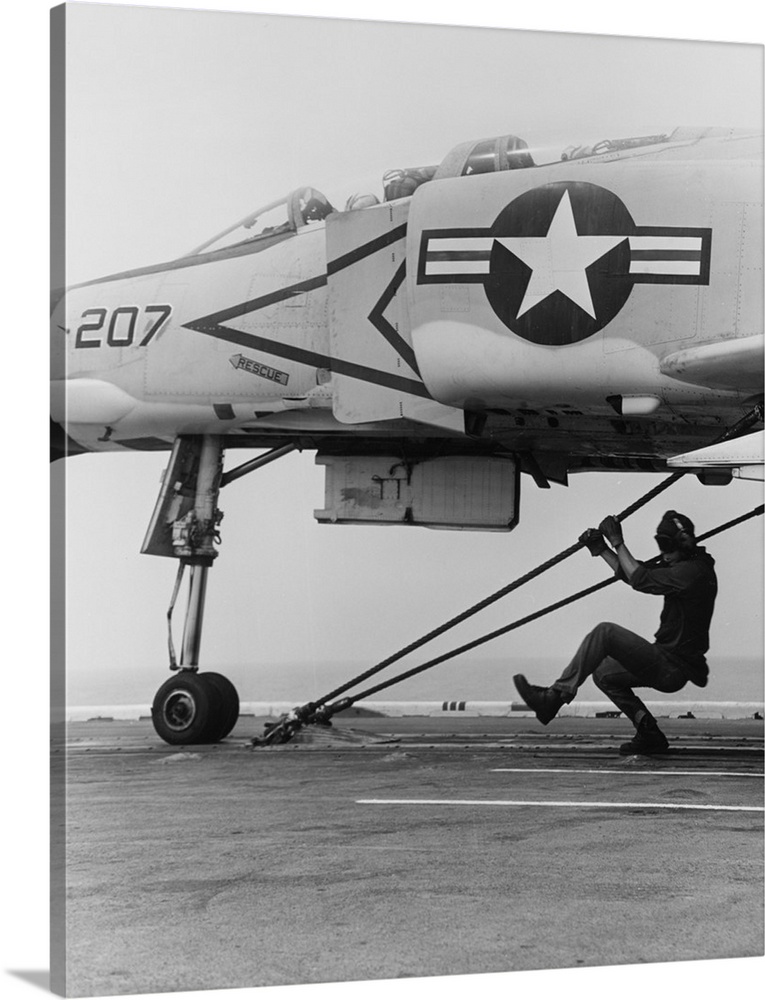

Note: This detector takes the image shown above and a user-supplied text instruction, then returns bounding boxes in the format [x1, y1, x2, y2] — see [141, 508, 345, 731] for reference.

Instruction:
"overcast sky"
[52, 3, 764, 707]
[0, 5, 760, 1000]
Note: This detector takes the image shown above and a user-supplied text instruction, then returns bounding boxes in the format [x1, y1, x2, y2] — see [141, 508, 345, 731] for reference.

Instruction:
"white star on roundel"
[495, 189, 627, 319]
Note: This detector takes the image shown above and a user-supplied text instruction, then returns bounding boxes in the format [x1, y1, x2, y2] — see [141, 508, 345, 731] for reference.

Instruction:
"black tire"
[151, 672, 224, 745]
[201, 672, 240, 741]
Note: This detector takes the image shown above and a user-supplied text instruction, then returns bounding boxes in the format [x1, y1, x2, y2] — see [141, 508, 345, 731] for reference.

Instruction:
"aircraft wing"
[667, 429, 764, 481]
[659, 334, 764, 393]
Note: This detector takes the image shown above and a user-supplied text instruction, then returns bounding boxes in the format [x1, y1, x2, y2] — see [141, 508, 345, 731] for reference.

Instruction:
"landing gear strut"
[144, 435, 236, 744]
[142, 436, 295, 744]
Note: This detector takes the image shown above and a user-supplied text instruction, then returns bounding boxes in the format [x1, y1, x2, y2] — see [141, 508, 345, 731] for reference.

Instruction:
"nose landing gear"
[143, 435, 239, 745]
[142, 436, 297, 745]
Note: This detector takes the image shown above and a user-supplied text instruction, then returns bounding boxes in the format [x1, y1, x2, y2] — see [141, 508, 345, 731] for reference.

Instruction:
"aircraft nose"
[50, 287, 88, 459]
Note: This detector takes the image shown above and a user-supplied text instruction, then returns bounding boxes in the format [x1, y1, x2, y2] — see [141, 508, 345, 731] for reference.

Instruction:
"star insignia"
[495, 190, 626, 319]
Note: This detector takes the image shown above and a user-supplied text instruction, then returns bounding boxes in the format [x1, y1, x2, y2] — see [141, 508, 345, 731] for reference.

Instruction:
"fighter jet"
[50, 125, 764, 743]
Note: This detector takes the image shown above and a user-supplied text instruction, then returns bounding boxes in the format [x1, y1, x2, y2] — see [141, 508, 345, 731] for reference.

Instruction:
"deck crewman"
[513, 511, 718, 755]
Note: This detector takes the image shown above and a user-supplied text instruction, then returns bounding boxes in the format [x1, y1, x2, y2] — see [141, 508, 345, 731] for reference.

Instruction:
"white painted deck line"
[357, 799, 764, 813]
[490, 768, 764, 778]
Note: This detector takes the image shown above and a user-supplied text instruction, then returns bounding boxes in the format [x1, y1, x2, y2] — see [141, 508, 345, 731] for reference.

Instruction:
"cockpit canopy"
[434, 134, 535, 179]
[190, 186, 334, 256]
[189, 130, 692, 257]
[379, 135, 534, 204]
[383, 130, 679, 201]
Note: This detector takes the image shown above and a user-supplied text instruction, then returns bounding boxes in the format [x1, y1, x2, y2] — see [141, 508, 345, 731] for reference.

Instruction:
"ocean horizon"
[64, 655, 763, 710]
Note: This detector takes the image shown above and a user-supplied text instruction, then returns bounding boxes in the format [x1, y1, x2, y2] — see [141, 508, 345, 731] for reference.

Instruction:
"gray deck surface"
[53, 715, 764, 997]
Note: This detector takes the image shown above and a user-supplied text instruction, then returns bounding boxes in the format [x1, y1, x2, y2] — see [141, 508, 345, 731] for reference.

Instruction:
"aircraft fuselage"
[51, 127, 763, 475]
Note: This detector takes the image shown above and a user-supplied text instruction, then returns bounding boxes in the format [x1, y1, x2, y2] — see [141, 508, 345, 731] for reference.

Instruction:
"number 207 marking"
[75, 305, 173, 349]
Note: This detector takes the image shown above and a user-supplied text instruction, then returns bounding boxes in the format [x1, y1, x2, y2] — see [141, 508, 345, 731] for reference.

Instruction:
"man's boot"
[619, 714, 670, 756]
[513, 674, 565, 725]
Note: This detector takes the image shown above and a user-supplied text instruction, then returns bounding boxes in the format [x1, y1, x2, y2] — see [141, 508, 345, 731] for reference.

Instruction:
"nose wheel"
[151, 671, 240, 745]
[203, 672, 240, 740]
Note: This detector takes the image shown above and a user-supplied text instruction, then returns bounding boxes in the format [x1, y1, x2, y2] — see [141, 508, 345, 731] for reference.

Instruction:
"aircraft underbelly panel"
[314, 454, 519, 530]
[406, 158, 762, 409]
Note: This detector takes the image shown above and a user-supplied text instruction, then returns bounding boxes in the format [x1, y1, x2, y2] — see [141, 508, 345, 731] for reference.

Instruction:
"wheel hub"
[162, 691, 197, 731]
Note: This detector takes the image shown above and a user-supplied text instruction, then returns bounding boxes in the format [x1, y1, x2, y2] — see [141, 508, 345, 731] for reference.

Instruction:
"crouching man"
[513, 511, 717, 755]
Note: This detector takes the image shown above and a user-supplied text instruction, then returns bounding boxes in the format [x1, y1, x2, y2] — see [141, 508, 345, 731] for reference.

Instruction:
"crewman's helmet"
[655, 510, 696, 554]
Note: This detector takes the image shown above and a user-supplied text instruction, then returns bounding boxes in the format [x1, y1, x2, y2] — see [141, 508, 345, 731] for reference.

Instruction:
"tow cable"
[252, 405, 763, 747]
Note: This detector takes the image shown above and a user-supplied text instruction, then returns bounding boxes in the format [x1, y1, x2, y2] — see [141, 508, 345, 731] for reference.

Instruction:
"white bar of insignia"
[629, 260, 702, 275]
[425, 260, 492, 275]
[428, 237, 495, 253]
[629, 236, 703, 252]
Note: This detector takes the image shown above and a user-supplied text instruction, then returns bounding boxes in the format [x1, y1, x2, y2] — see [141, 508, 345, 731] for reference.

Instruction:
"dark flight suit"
[549, 548, 718, 723]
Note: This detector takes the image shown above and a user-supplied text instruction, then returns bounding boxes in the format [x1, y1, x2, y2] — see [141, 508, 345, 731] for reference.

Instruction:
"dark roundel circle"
[484, 181, 637, 346]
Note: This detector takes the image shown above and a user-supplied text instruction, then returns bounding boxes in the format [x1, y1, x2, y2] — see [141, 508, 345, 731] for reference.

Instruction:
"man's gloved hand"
[599, 515, 624, 547]
[579, 528, 608, 557]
